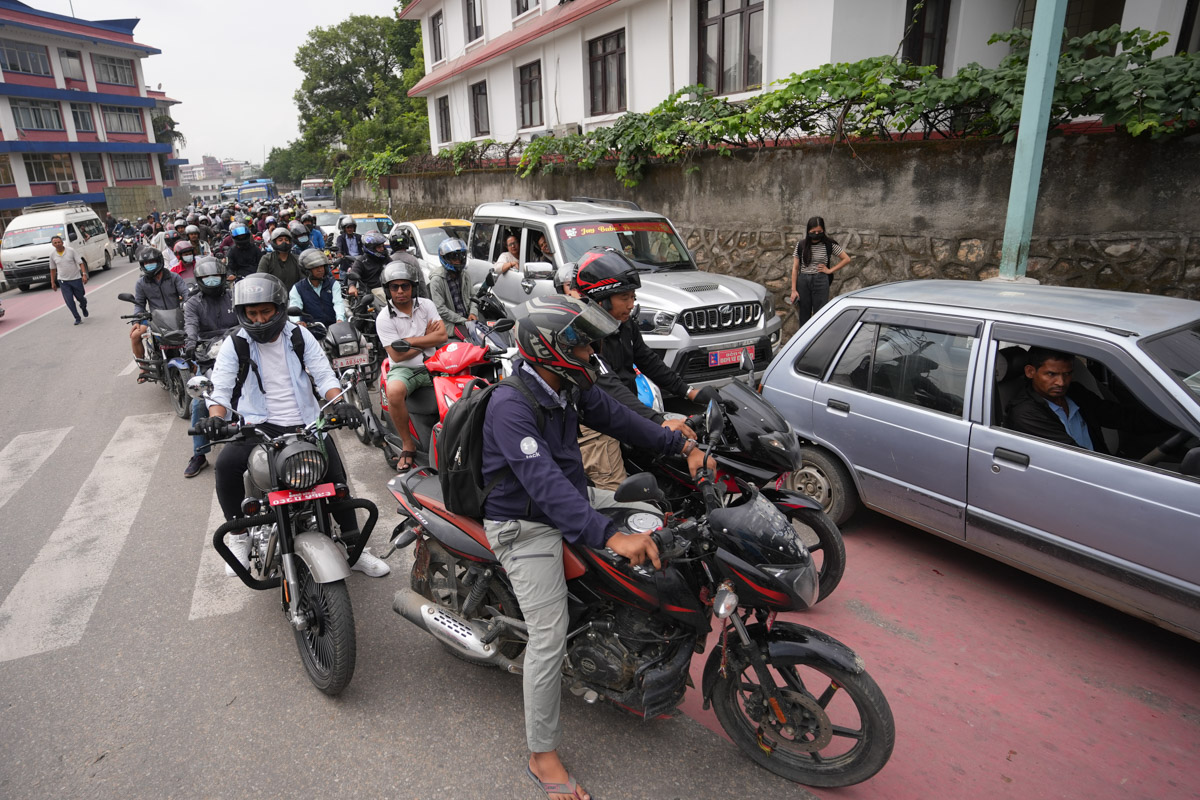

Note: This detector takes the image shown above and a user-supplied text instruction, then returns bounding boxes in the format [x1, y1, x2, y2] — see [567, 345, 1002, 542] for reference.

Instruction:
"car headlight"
[635, 305, 677, 335]
[762, 293, 776, 318]
[277, 442, 327, 491]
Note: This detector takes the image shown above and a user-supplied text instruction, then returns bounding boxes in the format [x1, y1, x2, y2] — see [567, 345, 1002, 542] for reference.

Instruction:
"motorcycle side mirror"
[493, 318, 515, 333]
[287, 306, 304, 317]
[340, 369, 358, 384]
[613, 472, 666, 507]
[481, 270, 497, 290]
[117, 292, 135, 303]
[186, 374, 214, 400]
[739, 347, 755, 386]
[390, 339, 412, 352]
[706, 398, 726, 442]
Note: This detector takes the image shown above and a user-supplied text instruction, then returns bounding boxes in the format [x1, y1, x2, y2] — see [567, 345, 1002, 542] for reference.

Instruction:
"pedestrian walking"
[789, 216, 850, 327]
[48, 234, 88, 325]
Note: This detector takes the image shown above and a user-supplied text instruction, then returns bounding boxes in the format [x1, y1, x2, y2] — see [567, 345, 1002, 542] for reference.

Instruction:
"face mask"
[182, 254, 195, 263]
[201, 276, 223, 288]
[142, 263, 160, 274]
[274, 241, 291, 253]
[298, 235, 309, 244]
[808, 231, 825, 242]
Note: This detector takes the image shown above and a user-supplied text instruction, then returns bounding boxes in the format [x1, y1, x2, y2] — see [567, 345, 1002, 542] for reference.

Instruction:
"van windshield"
[555, 219, 694, 272]
[2, 224, 64, 249]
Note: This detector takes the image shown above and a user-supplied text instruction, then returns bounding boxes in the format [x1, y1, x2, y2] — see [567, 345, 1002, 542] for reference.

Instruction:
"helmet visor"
[555, 300, 619, 348]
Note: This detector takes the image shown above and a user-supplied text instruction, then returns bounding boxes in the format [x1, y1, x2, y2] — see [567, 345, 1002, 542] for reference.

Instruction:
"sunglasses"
[388, 282, 414, 293]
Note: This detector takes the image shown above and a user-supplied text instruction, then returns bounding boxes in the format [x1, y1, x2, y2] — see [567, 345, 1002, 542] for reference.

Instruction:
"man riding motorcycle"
[427, 237, 476, 339]
[224, 222, 262, 280]
[335, 216, 363, 262]
[130, 246, 188, 380]
[288, 249, 345, 326]
[300, 212, 326, 250]
[182, 256, 238, 478]
[288, 219, 314, 252]
[346, 230, 390, 305]
[257, 225, 302, 290]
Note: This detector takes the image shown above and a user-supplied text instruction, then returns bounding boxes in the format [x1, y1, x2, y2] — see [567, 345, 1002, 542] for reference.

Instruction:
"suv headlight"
[762, 293, 776, 318]
[635, 305, 677, 335]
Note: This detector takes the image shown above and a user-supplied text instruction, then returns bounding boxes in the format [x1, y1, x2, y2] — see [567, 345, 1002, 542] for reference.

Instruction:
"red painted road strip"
[679, 513, 1200, 799]
[0, 263, 138, 339]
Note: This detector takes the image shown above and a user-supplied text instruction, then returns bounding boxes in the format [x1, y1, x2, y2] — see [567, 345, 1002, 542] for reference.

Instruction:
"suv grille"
[681, 302, 762, 334]
[677, 338, 772, 382]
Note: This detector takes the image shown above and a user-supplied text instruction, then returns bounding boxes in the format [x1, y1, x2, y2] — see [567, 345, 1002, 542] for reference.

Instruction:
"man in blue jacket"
[481, 295, 708, 800]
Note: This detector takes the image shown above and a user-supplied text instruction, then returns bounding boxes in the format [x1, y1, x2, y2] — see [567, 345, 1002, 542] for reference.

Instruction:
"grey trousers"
[484, 487, 652, 753]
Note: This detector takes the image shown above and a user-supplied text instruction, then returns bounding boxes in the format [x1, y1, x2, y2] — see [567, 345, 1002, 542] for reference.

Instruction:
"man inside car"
[1005, 347, 1124, 452]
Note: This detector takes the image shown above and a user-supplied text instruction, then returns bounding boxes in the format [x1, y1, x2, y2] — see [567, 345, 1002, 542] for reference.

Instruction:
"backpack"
[437, 374, 543, 518]
[229, 327, 316, 410]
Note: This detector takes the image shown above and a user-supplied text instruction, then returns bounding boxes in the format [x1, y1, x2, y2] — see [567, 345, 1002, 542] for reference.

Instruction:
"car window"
[417, 225, 469, 255]
[524, 228, 553, 269]
[68, 224, 79, 242]
[829, 322, 972, 416]
[1141, 323, 1200, 404]
[794, 308, 863, 378]
[556, 220, 691, 271]
[80, 218, 104, 238]
[470, 221, 494, 260]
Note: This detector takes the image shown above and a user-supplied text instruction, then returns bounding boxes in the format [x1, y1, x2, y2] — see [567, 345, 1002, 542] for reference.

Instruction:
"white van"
[1, 202, 114, 290]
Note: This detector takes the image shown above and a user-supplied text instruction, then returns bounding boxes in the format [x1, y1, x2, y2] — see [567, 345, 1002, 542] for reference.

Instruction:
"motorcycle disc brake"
[764, 689, 832, 753]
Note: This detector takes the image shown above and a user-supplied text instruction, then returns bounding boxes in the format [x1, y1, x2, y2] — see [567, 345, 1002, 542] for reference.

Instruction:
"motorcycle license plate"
[268, 483, 336, 506]
[708, 346, 753, 368]
[332, 353, 369, 368]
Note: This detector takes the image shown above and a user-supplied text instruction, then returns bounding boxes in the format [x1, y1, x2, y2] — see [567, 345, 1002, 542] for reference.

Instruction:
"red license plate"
[708, 346, 753, 368]
[268, 483, 336, 506]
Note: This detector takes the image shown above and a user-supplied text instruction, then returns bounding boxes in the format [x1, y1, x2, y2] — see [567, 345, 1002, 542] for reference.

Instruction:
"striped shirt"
[793, 240, 845, 275]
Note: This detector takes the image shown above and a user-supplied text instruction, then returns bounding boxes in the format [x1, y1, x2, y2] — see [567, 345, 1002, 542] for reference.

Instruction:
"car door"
[966, 324, 1200, 614]
[811, 309, 981, 539]
[492, 227, 554, 310]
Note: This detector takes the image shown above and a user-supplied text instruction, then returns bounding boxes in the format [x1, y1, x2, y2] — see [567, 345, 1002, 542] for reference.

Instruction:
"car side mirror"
[524, 261, 554, 280]
[117, 292, 135, 303]
[1182, 447, 1200, 477]
[613, 472, 666, 506]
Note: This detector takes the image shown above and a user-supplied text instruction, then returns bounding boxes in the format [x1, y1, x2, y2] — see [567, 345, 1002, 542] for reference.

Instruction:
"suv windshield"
[556, 219, 693, 271]
[417, 225, 469, 253]
[1143, 323, 1200, 402]
[2, 224, 64, 249]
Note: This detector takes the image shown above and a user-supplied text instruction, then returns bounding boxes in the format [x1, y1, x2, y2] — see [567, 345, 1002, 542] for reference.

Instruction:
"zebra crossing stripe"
[188, 494, 253, 621]
[119, 360, 138, 376]
[0, 413, 174, 663]
[0, 428, 71, 512]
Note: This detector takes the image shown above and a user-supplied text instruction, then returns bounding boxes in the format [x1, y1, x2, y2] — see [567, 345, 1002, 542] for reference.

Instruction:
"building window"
[80, 154, 105, 183]
[466, 0, 484, 42]
[102, 105, 145, 134]
[93, 54, 135, 86]
[902, 0, 953, 74]
[111, 154, 151, 180]
[698, 0, 764, 95]
[0, 154, 14, 185]
[59, 49, 85, 80]
[11, 99, 64, 130]
[518, 60, 543, 128]
[71, 103, 95, 133]
[1179, 0, 1200, 54]
[436, 95, 452, 143]
[431, 11, 446, 62]
[1018, 0, 1126, 40]
[588, 30, 626, 116]
[514, 0, 532, 15]
[0, 39, 51, 76]
[23, 153, 75, 184]
[470, 81, 490, 136]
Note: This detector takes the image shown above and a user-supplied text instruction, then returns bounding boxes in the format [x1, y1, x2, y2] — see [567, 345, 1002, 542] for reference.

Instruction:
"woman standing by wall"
[789, 216, 851, 327]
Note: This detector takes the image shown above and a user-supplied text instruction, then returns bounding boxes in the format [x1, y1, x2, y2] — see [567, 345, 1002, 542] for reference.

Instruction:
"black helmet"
[287, 219, 309, 245]
[137, 245, 164, 276]
[232, 273, 289, 344]
[297, 248, 330, 276]
[186, 213, 199, 225]
[140, 223, 153, 237]
[300, 212, 315, 225]
[194, 256, 227, 297]
[164, 229, 180, 247]
[231, 224, 252, 242]
[362, 230, 387, 258]
[515, 295, 618, 390]
[572, 247, 641, 308]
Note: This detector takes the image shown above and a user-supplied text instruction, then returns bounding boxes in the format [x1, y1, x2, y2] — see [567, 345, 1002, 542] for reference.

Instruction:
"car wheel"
[788, 446, 859, 526]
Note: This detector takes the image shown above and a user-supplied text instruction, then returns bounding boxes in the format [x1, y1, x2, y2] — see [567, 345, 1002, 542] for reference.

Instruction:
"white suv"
[465, 198, 782, 387]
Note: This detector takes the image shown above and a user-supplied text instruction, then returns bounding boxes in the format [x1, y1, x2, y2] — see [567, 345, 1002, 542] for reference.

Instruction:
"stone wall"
[344, 133, 1200, 337]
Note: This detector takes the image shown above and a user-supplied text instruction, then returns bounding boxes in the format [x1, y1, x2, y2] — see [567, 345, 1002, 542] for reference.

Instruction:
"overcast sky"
[39, 0, 404, 165]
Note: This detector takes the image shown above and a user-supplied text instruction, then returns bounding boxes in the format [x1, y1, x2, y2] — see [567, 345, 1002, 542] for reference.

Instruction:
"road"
[0, 265, 1197, 800]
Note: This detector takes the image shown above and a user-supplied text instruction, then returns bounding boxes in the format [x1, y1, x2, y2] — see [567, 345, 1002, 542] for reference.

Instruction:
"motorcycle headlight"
[276, 442, 327, 491]
[635, 305, 677, 335]
[338, 341, 358, 356]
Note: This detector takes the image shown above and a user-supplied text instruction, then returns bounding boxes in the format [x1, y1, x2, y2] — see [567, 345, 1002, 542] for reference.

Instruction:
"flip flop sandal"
[524, 764, 586, 800]
[136, 372, 153, 384]
[395, 450, 417, 471]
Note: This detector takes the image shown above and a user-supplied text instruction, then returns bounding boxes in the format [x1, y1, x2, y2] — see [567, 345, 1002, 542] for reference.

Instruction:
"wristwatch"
[681, 438, 698, 456]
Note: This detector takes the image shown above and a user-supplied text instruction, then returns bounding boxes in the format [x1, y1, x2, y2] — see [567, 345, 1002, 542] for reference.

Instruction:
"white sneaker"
[351, 547, 390, 577]
[226, 532, 251, 577]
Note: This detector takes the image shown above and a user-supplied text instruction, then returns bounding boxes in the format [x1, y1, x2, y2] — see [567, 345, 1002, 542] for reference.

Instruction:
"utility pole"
[997, 0, 1069, 281]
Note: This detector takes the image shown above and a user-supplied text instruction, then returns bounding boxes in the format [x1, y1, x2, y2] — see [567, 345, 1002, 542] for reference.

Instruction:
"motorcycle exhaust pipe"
[393, 587, 523, 674]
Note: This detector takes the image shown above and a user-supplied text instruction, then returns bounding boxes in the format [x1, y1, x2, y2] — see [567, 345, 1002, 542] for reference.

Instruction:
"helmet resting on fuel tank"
[194, 256, 227, 297]
[515, 295, 618, 390]
[232, 273, 289, 344]
[438, 237, 468, 272]
[572, 247, 641, 310]
[297, 248, 330, 276]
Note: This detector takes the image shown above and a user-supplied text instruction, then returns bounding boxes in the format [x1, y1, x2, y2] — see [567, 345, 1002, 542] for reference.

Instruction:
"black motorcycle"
[118, 292, 191, 418]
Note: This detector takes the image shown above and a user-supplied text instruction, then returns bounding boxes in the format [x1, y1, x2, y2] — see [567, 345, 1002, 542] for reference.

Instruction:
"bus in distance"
[300, 176, 335, 209]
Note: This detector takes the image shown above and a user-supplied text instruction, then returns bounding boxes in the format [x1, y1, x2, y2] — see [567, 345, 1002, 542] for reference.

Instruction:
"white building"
[401, 0, 1200, 154]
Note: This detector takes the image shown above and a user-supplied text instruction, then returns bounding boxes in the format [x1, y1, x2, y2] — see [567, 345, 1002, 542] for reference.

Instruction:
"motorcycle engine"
[567, 608, 675, 693]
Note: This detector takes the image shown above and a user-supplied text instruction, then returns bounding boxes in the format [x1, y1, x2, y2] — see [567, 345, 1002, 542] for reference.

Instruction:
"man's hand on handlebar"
[324, 401, 362, 429]
[661, 417, 697, 440]
[605, 531, 661, 570]
[687, 447, 716, 480]
[195, 416, 232, 440]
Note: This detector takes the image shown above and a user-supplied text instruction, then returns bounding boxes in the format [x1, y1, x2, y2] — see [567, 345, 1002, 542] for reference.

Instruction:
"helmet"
[232, 273, 289, 344]
[173, 217, 186, 229]
[297, 248, 330, 276]
[362, 230, 387, 257]
[164, 229, 180, 246]
[186, 213, 199, 225]
[382, 259, 422, 290]
[438, 237, 468, 271]
[137, 245, 164, 275]
[231, 224, 252, 242]
[572, 247, 641, 309]
[173, 239, 195, 260]
[515, 295, 618, 389]
[338, 215, 356, 232]
[265, 215, 276, 225]
[300, 212, 315, 225]
[122, 218, 130, 226]
[553, 262, 577, 294]
[270, 226, 293, 252]
[184, 224, 200, 237]
[220, 210, 233, 223]
[140, 223, 153, 237]
[194, 256, 227, 297]
[287, 219, 309, 244]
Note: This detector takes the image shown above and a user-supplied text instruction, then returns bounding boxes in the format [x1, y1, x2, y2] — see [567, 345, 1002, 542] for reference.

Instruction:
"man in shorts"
[375, 260, 447, 471]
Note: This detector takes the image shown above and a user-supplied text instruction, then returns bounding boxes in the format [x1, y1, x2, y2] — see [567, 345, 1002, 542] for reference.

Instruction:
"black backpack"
[437, 375, 543, 518]
[229, 327, 317, 410]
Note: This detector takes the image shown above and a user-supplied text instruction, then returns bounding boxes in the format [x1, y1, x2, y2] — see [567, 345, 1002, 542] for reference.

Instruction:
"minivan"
[1, 202, 115, 290]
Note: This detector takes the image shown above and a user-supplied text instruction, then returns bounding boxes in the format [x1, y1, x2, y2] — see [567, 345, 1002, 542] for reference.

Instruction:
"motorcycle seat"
[406, 383, 438, 416]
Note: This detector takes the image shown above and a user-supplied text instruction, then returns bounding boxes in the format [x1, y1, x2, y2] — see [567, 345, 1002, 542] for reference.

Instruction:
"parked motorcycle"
[384, 402, 893, 786]
[186, 375, 379, 695]
[117, 292, 191, 418]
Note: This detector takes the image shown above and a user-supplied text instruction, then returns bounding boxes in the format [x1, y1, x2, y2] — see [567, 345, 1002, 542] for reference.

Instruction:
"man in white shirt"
[48, 233, 88, 325]
[375, 260, 447, 471]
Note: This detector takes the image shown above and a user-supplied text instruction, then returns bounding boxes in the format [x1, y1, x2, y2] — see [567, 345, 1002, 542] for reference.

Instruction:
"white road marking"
[0, 428, 71, 511]
[187, 494, 253, 621]
[119, 359, 137, 376]
[0, 413, 174, 663]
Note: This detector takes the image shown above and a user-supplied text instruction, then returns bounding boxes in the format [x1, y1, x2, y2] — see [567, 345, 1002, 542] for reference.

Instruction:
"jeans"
[59, 278, 87, 321]
[794, 272, 830, 327]
[191, 399, 210, 456]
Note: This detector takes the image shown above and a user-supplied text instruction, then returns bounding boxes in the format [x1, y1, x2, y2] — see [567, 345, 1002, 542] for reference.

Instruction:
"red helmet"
[515, 295, 618, 389]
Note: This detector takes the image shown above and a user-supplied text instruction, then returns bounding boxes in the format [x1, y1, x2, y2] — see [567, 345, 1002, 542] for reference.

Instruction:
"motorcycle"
[383, 401, 894, 788]
[186, 375, 379, 695]
[117, 292, 191, 418]
[117, 233, 139, 261]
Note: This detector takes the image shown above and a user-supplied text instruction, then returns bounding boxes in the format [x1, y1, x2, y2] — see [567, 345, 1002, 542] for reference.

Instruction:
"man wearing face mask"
[257, 226, 302, 290]
[789, 216, 851, 327]
[288, 219, 314, 253]
[130, 246, 187, 377]
[182, 256, 238, 477]
[224, 222, 262, 280]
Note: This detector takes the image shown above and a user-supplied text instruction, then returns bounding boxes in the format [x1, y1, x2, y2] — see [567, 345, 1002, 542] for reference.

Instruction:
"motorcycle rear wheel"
[292, 559, 356, 695]
[168, 369, 190, 419]
[711, 654, 894, 787]
[351, 381, 372, 445]
[780, 507, 845, 603]
[419, 541, 525, 663]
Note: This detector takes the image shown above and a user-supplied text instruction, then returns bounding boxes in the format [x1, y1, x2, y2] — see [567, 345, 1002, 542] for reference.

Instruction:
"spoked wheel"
[787, 447, 858, 526]
[417, 541, 525, 663]
[292, 559, 356, 695]
[168, 369, 190, 419]
[780, 507, 846, 602]
[711, 654, 894, 787]
[351, 382, 372, 445]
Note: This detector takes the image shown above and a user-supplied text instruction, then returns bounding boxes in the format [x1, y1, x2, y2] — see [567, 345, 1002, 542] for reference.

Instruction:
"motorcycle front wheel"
[168, 369, 190, 419]
[292, 559, 356, 695]
[711, 654, 894, 787]
[351, 381, 373, 445]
